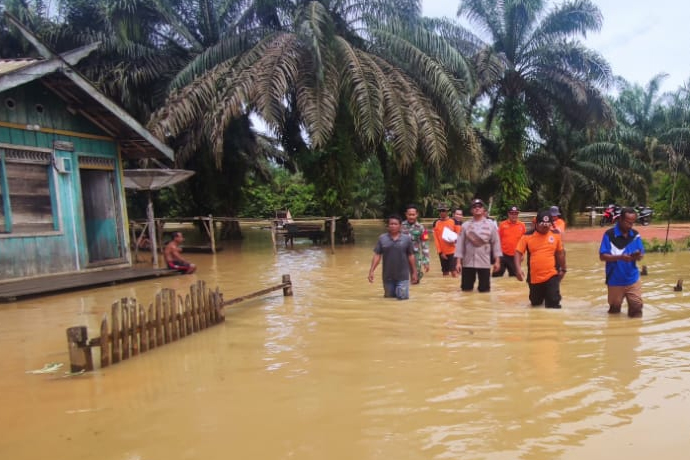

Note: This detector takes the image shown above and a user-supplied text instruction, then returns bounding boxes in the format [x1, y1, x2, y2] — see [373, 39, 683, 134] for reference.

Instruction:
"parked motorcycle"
[609, 205, 654, 226]
[599, 204, 620, 226]
[635, 205, 654, 225]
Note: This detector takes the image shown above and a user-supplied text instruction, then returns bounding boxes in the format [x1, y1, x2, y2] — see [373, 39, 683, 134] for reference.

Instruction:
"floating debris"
[25, 362, 64, 374]
[63, 369, 86, 378]
[640, 265, 648, 276]
[674, 279, 683, 292]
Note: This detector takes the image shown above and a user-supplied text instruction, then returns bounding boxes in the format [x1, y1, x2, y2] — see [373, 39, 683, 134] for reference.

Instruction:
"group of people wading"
[368, 202, 645, 318]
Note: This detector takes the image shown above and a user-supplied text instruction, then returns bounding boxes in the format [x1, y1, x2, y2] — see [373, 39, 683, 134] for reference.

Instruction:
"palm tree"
[455, 0, 614, 205]
[147, 0, 478, 176]
[526, 120, 651, 219]
[612, 74, 670, 166]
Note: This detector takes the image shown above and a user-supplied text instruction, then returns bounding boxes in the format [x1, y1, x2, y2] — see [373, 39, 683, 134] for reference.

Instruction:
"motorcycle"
[609, 205, 654, 226]
[635, 205, 654, 225]
[599, 204, 620, 226]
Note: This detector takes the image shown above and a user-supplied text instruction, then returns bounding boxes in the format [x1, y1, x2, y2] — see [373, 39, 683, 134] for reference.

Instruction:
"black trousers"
[461, 267, 491, 292]
[529, 275, 562, 308]
[438, 253, 456, 274]
[493, 255, 518, 277]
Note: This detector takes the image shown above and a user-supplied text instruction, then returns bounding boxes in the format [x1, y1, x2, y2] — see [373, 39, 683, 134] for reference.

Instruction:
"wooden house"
[0, 20, 173, 281]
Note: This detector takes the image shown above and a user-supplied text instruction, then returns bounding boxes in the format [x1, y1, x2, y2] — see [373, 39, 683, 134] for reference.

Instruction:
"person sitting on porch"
[164, 232, 197, 274]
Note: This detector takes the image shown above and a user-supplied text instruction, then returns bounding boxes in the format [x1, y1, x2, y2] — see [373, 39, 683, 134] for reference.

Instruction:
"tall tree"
[455, 0, 614, 205]
[526, 120, 651, 218]
[147, 0, 479, 205]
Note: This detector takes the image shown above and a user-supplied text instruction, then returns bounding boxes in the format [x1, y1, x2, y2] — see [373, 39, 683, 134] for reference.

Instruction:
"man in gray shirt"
[368, 215, 418, 299]
[455, 199, 502, 292]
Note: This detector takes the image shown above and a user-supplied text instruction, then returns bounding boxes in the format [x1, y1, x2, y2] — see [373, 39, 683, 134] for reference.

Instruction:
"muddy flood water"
[2, 221, 690, 460]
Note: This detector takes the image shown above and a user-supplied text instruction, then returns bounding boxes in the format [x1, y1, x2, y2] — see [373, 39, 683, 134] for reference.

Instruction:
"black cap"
[470, 198, 485, 208]
[536, 211, 553, 225]
[508, 206, 519, 213]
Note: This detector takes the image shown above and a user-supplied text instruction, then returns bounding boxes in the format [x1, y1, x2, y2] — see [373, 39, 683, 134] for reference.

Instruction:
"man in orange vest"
[550, 206, 566, 233]
[494, 205, 526, 277]
[514, 211, 567, 308]
[432, 204, 460, 277]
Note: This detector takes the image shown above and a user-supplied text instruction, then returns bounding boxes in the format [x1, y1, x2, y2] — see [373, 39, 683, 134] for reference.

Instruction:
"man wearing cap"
[550, 205, 566, 233]
[401, 204, 431, 283]
[514, 210, 567, 308]
[432, 204, 460, 277]
[494, 206, 526, 277]
[454, 198, 502, 292]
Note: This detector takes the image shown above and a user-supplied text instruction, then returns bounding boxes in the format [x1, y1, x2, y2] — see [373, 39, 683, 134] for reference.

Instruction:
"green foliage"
[240, 168, 320, 218]
[495, 161, 530, 206]
[643, 237, 675, 253]
[350, 158, 385, 218]
[651, 170, 690, 220]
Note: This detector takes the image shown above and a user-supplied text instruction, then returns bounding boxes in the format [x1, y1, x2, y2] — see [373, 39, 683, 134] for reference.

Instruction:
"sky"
[421, 0, 690, 94]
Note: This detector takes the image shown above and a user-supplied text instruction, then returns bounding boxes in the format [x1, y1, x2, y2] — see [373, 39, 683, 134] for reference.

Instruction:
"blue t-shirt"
[599, 225, 644, 286]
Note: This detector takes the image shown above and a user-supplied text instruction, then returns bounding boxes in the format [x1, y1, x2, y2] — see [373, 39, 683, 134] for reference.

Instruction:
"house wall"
[0, 82, 129, 280]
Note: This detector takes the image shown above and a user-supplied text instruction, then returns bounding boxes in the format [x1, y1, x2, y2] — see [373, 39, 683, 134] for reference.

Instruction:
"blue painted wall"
[0, 81, 128, 279]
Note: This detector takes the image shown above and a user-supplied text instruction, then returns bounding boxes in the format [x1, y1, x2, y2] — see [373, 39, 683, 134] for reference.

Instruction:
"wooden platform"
[0, 268, 179, 303]
[280, 223, 326, 247]
[134, 245, 221, 253]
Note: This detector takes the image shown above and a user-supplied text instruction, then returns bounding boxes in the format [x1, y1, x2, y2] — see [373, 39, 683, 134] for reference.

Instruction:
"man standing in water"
[494, 205, 526, 277]
[599, 207, 645, 317]
[455, 199, 502, 292]
[514, 211, 566, 308]
[164, 231, 197, 274]
[432, 203, 459, 277]
[368, 215, 418, 299]
[401, 204, 430, 283]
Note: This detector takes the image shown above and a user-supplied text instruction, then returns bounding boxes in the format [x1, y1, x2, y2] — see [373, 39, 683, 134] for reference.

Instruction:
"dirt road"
[564, 223, 690, 243]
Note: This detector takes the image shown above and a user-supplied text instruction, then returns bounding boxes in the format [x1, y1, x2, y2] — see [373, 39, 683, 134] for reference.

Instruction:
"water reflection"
[1, 221, 690, 459]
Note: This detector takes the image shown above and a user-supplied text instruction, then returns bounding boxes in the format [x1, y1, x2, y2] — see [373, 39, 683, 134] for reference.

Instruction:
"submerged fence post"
[66, 326, 93, 373]
[282, 274, 293, 297]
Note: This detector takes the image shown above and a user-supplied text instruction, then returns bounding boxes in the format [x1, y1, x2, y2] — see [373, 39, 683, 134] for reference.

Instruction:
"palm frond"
[169, 31, 259, 90]
[295, 48, 340, 147]
[370, 28, 470, 133]
[528, 0, 602, 46]
[334, 37, 384, 146]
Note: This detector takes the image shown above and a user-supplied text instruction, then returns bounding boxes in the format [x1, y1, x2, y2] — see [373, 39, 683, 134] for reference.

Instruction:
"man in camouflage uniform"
[401, 204, 430, 283]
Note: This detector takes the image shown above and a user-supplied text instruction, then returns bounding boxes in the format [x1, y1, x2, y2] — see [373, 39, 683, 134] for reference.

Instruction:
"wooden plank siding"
[0, 81, 105, 136]
[0, 83, 130, 280]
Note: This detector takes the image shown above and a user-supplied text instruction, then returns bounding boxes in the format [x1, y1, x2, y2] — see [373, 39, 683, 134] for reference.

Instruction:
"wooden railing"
[66, 275, 293, 373]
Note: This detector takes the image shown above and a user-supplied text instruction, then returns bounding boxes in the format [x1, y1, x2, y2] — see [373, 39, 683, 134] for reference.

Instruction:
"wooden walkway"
[0, 268, 179, 303]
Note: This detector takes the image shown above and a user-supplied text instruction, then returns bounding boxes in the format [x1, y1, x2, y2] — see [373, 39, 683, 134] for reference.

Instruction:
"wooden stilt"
[111, 301, 121, 364]
[66, 326, 93, 373]
[99, 315, 109, 368]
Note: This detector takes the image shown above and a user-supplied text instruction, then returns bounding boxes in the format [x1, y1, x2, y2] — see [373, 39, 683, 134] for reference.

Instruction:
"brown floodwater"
[2, 221, 690, 460]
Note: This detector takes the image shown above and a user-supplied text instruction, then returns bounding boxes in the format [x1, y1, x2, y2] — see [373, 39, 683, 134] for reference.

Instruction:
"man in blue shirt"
[599, 207, 645, 317]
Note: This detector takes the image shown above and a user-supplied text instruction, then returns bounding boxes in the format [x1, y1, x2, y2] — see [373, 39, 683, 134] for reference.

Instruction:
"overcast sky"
[421, 0, 690, 94]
